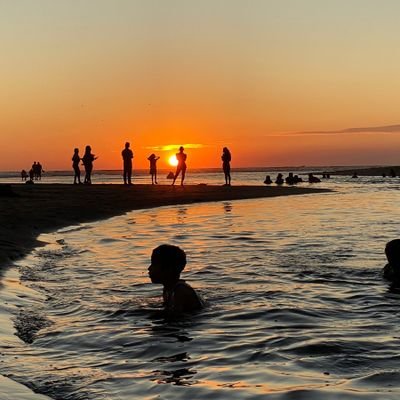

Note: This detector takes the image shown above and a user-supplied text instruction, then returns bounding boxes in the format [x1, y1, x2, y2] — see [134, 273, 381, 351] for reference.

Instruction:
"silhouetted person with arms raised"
[72, 148, 82, 184]
[148, 244, 204, 314]
[122, 142, 133, 185]
[221, 147, 231, 186]
[147, 153, 160, 184]
[383, 239, 400, 285]
[275, 173, 284, 185]
[264, 175, 272, 185]
[172, 146, 187, 186]
[82, 145, 97, 184]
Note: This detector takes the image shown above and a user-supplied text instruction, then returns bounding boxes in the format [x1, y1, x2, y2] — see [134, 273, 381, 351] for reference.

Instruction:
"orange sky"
[2, 0, 400, 170]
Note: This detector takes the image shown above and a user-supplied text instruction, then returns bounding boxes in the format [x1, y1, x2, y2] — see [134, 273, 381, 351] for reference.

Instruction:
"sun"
[168, 155, 178, 167]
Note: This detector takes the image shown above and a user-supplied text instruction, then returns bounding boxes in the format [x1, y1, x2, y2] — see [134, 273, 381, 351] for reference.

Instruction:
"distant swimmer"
[82, 145, 98, 184]
[122, 142, 134, 185]
[148, 244, 204, 314]
[147, 153, 160, 185]
[285, 172, 295, 185]
[221, 147, 232, 186]
[390, 168, 396, 178]
[308, 173, 321, 183]
[172, 146, 187, 186]
[72, 148, 82, 184]
[383, 239, 400, 284]
[352, 172, 358, 179]
[275, 173, 284, 185]
[264, 175, 272, 185]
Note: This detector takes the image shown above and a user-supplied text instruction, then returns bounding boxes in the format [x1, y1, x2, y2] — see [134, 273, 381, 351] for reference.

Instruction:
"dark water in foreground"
[1, 174, 400, 399]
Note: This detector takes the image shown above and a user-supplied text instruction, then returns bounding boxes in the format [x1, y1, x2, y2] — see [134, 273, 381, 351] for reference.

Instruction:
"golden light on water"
[168, 155, 178, 167]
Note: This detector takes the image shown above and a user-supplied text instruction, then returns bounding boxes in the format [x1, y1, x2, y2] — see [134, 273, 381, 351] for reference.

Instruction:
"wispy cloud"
[270, 124, 400, 137]
[143, 143, 207, 151]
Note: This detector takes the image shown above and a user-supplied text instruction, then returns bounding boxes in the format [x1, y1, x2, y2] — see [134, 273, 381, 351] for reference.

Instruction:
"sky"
[1, 0, 400, 170]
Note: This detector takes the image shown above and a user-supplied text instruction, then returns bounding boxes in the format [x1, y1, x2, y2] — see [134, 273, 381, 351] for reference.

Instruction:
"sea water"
[1, 174, 400, 399]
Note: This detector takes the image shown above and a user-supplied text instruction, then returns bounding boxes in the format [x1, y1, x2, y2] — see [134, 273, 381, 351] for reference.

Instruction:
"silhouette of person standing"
[32, 162, 37, 180]
[172, 146, 187, 186]
[122, 142, 133, 185]
[72, 148, 82, 184]
[222, 147, 231, 186]
[82, 145, 97, 184]
[37, 162, 44, 180]
[148, 153, 160, 184]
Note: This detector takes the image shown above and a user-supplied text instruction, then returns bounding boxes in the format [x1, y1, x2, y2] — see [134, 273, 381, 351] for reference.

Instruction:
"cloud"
[143, 143, 207, 151]
[271, 124, 400, 137]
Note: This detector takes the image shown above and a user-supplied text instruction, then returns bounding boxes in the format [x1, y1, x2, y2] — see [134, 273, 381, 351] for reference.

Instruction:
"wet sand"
[0, 183, 330, 269]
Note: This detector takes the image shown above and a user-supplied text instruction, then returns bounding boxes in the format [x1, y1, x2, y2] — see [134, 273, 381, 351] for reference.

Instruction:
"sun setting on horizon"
[168, 155, 178, 167]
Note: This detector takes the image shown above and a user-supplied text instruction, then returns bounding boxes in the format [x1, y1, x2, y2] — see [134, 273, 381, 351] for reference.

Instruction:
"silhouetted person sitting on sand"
[72, 148, 82, 184]
[172, 146, 187, 186]
[264, 175, 272, 184]
[148, 153, 160, 184]
[82, 145, 97, 184]
[383, 240, 400, 282]
[122, 142, 134, 185]
[308, 173, 321, 183]
[148, 244, 204, 313]
[275, 173, 284, 185]
[221, 147, 231, 186]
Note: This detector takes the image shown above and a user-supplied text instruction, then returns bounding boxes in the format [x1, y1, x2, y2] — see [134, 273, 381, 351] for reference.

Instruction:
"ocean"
[1, 170, 400, 399]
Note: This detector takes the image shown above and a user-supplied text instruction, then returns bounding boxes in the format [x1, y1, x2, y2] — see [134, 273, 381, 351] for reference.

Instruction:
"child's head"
[148, 244, 187, 284]
[385, 239, 400, 266]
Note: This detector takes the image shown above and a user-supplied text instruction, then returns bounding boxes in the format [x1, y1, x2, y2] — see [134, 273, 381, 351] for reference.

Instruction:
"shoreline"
[0, 184, 330, 270]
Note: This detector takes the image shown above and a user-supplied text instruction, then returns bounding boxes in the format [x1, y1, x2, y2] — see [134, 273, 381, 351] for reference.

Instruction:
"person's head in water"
[385, 240, 400, 268]
[383, 239, 400, 283]
[125, 142, 130, 149]
[149, 244, 186, 285]
[148, 244, 203, 313]
[179, 146, 184, 152]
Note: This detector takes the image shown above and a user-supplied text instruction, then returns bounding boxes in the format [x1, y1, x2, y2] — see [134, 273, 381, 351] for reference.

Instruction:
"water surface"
[1, 176, 400, 399]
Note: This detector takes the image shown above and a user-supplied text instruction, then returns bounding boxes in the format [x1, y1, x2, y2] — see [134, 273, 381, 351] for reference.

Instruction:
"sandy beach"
[0, 183, 329, 269]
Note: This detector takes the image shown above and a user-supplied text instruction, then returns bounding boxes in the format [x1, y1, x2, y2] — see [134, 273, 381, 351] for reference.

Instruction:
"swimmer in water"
[383, 239, 400, 283]
[148, 244, 204, 313]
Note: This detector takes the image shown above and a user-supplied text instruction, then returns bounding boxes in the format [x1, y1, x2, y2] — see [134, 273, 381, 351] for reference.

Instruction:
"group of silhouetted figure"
[67, 143, 233, 186]
[264, 172, 321, 185]
[21, 161, 44, 184]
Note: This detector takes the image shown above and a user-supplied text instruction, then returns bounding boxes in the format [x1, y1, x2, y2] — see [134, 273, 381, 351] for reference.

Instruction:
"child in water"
[383, 239, 400, 283]
[148, 244, 204, 313]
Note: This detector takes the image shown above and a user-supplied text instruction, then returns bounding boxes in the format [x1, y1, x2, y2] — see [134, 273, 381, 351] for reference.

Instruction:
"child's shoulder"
[173, 280, 204, 311]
